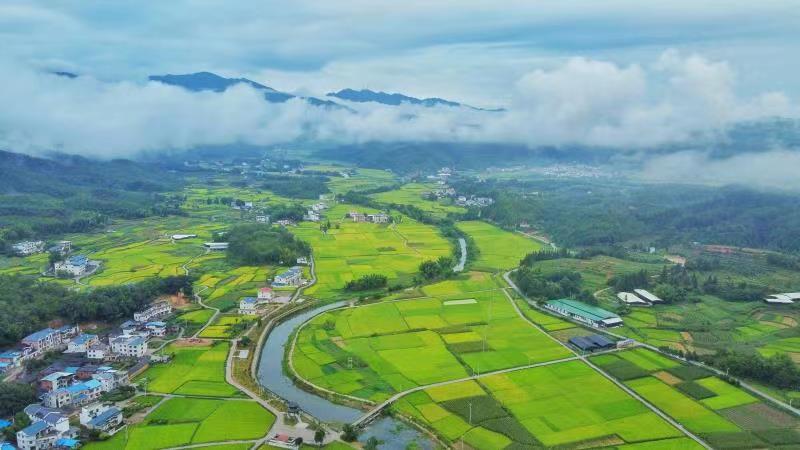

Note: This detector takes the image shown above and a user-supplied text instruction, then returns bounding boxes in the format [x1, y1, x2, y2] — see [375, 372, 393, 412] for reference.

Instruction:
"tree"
[340, 424, 359, 442]
[314, 429, 326, 446]
[0, 382, 37, 417]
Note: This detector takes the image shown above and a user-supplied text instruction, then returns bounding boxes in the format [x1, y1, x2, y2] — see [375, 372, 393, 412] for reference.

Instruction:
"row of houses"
[616, 289, 664, 306]
[10, 239, 70, 257]
[271, 267, 304, 288]
[41, 367, 128, 409]
[11, 241, 45, 256]
[349, 211, 390, 223]
[14, 401, 123, 450]
[455, 195, 494, 208]
[0, 326, 80, 372]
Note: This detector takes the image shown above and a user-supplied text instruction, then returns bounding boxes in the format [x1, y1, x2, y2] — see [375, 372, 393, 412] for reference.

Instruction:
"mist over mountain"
[149, 71, 344, 108]
[327, 88, 503, 111]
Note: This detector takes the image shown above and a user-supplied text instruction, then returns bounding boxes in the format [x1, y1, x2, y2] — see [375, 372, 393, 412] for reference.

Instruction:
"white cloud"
[0, 51, 797, 159]
[640, 150, 800, 191]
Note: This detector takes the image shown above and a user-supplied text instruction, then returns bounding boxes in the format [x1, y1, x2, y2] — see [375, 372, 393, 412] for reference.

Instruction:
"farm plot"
[196, 263, 275, 312]
[395, 360, 684, 449]
[138, 341, 240, 397]
[84, 398, 273, 450]
[292, 274, 571, 401]
[293, 204, 451, 299]
[456, 221, 543, 271]
[199, 314, 257, 339]
[370, 183, 466, 217]
[593, 347, 800, 447]
[326, 168, 396, 194]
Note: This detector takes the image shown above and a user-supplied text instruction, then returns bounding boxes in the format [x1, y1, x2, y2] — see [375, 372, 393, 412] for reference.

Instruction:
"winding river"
[256, 302, 435, 449]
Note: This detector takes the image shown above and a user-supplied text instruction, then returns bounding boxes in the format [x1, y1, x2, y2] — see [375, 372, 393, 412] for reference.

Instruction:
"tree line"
[0, 275, 193, 346]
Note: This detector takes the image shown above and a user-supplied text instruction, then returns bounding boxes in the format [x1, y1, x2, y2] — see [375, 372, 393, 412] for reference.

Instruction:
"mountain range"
[145, 71, 496, 111]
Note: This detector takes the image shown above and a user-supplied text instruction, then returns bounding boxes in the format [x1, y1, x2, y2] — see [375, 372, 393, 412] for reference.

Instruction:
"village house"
[144, 321, 167, 337]
[43, 379, 103, 409]
[18, 405, 75, 450]
[40, 372, 74, 392]
[21, 326, 78, 358]
[296, 256, 308, 265]
[303, 210, 320, 222]
[133, 301, 172, 322]
[46, 241, 71, 256]
[53, 255, 89, 277]
[0, 350, 22, 368]
[272, 267, 303, 287]
[230, 200, 254, 210]
[86, 343, 110, 360]
[110, 335, 147, 358]
[258, 287, 273, 301]
[80, 404, 123, 434]
[238, 297, 258, 315]
[349, 211, 366, 222]
[65, 334, 99, 354]
[255, 215, 270, 224]
[12, 241, 45, 256]
[91, 368, 129, 392]
[367, 213, 389, 223]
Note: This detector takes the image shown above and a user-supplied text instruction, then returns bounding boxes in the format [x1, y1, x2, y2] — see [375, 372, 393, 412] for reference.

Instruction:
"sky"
[1, 0, 800, 188]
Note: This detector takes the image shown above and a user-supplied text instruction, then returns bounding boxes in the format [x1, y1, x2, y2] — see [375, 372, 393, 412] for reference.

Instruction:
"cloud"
[640, 150, 800, 191]
[0, 51, 797, 159]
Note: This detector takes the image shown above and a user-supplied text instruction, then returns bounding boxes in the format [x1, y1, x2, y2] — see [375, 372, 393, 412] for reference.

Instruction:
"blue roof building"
[87, 407, 121, 429]
[19, 421, 48, 437]
[22, 328, 56, 343]
[55, 438, 80, 449]
[0, 420, 11, 430]
[67, 255, 88, 266]
[1, 442, 17, 450]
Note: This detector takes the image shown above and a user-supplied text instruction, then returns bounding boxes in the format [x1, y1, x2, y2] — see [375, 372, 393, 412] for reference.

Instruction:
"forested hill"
[457, 178, 800, 252]
[0, 150, 186, 250]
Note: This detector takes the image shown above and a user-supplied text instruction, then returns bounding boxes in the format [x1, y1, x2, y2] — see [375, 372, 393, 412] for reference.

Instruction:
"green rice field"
[138, 341, 240, 397]
[394, 360, 686, 449]
[370, 183, 466, 217]
[84, 397, 273, 450]
[456, 221, 544, 271]
[292, 272, 572, 401]
[293, 204, 452, 299]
